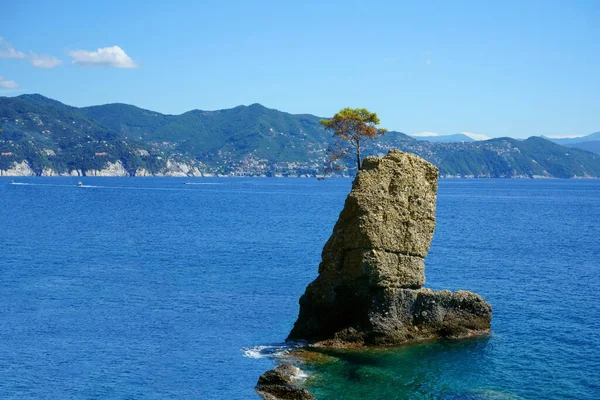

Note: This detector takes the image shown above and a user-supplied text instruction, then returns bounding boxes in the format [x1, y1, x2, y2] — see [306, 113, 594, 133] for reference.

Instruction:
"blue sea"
[1, 177, 599, 399]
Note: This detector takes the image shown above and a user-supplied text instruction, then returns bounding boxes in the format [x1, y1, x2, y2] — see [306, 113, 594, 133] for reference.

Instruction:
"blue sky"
[1, 0, 599, 138]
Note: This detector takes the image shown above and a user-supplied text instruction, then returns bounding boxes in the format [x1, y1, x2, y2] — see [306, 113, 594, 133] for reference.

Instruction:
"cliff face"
[288, 150, 491, 346]
[83, 161, 130, 177]
[0, 161, 36, 176]
[0, 160, 205, 177]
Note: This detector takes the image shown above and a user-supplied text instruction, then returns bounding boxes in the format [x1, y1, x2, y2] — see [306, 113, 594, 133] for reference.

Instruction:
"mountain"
[80, 102, 330, 169]
[542, 133, 600, 155]
[0, 94, 331, 176]
[565, 141, 600, 155]
[1, 94, 600, 178]
[0, 94, 167, 175]
[544, 132, 600, 145]
[370, 135, 600, 178]
[409, 133, 475, 143]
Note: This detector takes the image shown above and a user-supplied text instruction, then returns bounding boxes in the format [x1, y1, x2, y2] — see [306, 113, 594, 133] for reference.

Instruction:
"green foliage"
[80, 101, 332, 168]
[320, 107, 387, 173]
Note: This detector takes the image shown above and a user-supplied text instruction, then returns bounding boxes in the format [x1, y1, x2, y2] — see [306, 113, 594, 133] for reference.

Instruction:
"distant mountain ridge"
[409, 133, 475, 143]
[1, 94, 600, 178]
[543, 132, 600, 155]
[566, 141, 600, 155]
[544, 131, 600, 145]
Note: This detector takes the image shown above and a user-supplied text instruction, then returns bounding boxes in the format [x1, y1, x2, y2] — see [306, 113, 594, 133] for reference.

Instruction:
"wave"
[241, 341, 306, 360]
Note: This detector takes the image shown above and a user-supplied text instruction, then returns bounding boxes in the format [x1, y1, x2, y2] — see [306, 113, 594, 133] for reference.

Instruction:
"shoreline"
[1, 174, 599, 180]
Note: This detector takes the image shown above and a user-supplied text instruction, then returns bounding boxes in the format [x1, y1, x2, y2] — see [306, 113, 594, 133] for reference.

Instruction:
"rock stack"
[287, 150, 491, 346]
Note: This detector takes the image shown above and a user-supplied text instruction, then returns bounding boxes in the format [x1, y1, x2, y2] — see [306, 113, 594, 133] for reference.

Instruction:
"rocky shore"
[255, 365, 314, 400]
[256, 150, 492, 399]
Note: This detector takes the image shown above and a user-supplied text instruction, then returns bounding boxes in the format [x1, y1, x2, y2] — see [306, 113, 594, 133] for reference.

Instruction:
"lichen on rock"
[287, 150, 492, 346]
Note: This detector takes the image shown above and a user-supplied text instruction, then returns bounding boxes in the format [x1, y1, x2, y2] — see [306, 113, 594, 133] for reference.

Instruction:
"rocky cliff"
[287, 150, 491, 346]
[0, 159, 205, 177]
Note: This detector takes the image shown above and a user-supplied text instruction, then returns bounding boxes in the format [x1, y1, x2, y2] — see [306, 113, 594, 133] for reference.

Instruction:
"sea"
[0, 177, 598, 399]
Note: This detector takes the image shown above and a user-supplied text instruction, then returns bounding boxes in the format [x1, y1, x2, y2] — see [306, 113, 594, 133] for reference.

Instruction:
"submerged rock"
[255, 364, 314, 400]
[287, 150, 491, 346]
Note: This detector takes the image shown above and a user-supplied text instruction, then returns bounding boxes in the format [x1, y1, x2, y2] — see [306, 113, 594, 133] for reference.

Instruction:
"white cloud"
[27, 53, 62, 69]
[0, 76, 19, 89]
[0, 36, 62, 68]
[412, 132, 439, 137]
[462, 132, 491, 141]
[0, 36, 25, 59]
[69, 46, 138, 68]
[545, 134, 584, 139]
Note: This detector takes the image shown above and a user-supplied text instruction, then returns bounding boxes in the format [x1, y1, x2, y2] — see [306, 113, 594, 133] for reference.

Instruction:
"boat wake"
[8, 182, 81, 188]
[184, 182, 224, 185]
[7, 182, 193, 190]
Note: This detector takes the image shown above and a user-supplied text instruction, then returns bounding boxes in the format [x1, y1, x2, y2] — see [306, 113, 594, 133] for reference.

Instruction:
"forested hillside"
[1, 94, 599, 178]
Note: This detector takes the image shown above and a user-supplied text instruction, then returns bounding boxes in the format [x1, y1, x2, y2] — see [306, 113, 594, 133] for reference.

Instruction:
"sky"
[1, 0, 599, 139]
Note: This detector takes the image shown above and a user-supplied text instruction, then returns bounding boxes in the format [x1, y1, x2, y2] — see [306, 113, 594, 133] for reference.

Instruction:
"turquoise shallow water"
[304, 179, 600, 399]
[0, 177, 599, 399]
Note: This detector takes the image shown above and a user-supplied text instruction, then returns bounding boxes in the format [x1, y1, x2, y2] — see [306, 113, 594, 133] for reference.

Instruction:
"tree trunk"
[356, 141, 361, 171]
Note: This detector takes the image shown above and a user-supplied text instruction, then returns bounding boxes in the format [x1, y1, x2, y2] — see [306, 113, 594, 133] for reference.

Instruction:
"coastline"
[1, 157, 599, 179]
[1, 171, 599, 179]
